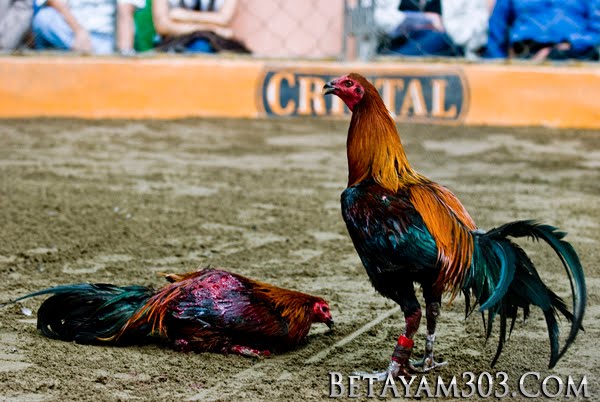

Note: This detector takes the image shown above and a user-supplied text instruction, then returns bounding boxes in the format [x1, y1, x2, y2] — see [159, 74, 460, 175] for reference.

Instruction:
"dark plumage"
[9, 268, 333, 357]
[324, 73, 586, 377]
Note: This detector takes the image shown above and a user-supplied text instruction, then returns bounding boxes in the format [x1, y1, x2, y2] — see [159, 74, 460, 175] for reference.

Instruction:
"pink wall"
[232, 0, 345, 59]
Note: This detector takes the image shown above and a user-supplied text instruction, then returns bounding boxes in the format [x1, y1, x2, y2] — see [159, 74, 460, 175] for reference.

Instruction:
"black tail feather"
[480, 311, 487, 336]
[508, 311, 517, 340]
[491, 303, 508, 367]
[544, 309, 560, 368]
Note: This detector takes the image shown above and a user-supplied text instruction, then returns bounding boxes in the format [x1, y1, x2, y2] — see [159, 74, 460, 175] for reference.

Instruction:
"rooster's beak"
[323, 81, 336, 95]
[326, 319, 334, 330]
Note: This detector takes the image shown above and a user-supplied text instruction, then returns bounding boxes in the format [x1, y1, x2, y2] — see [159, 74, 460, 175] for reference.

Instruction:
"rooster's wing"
[167, 269, 290, 338]
[341, 181, 438, 276]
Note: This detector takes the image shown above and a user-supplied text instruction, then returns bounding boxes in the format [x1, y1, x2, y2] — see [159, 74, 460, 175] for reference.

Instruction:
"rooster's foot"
[173, 338, 192, 352]
[410, 354, 447, 372]
[230, 345, 271, 358]
[354, 360, 417, 381]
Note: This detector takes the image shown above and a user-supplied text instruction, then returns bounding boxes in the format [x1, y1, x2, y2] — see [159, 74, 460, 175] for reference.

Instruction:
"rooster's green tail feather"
[465, 220, 586, 368]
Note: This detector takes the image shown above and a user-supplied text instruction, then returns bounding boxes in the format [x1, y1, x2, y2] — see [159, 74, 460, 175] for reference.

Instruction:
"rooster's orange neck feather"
[252, 284, 317, 342]
[347, 90, 423, 191]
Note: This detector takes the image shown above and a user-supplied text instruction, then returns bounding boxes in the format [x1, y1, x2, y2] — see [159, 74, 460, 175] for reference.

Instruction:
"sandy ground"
[0, 118, 598, 401]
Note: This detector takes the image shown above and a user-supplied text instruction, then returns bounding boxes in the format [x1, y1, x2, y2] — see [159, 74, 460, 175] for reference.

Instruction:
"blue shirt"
[486, 0, 600, 58]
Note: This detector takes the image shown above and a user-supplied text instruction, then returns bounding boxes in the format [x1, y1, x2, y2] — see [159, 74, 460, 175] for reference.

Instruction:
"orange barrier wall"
[0, 57, 263, 119]
[1, 56, 600, 128]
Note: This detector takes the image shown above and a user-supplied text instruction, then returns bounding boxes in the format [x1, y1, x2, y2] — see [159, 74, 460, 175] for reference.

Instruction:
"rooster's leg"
[411, 294, 447, 371]
[173, 338, 192, 352]
[230, 345, 271, 358]
[388, 306, 421, 376]
[364, 289, 422, 380]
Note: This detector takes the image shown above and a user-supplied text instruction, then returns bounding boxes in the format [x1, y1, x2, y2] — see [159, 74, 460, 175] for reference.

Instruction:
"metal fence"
[235, 0, 344, 59]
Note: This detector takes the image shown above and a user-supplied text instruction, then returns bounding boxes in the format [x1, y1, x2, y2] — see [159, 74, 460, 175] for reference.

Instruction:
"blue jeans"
[387, 30, 463, 57]
[186, 38, 215, 53]
[32, 7, 114, 54]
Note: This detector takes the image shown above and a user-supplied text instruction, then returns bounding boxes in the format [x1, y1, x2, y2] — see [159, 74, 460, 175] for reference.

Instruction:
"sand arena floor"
[0, 118, 598, 401]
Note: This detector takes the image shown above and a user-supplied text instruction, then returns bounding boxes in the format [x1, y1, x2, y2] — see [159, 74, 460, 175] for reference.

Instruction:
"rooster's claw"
[410, 354, 447, 372]
[230, 345, 271, 358]
[354, 360, 417, 381]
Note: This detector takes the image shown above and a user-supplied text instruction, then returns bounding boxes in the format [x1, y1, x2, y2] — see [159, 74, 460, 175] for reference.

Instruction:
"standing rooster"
[8, 268, 333, 356]
[323, 73, 585, 378]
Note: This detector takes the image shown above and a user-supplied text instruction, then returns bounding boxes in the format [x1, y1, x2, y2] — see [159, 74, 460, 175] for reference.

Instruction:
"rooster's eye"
[322, 306, 329, 312]
[344, 80, 353, 87]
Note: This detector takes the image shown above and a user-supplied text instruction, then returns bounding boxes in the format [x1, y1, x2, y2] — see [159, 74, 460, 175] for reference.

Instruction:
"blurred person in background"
[0, 0, 33, 50]
[486, 0, 600, 61]
[152, 0, 249, 53]
[442, 0, 493, 58]
[375, 0, 490, 58]
[32, 0, 144, 55]
[133, 0, 156, 52]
